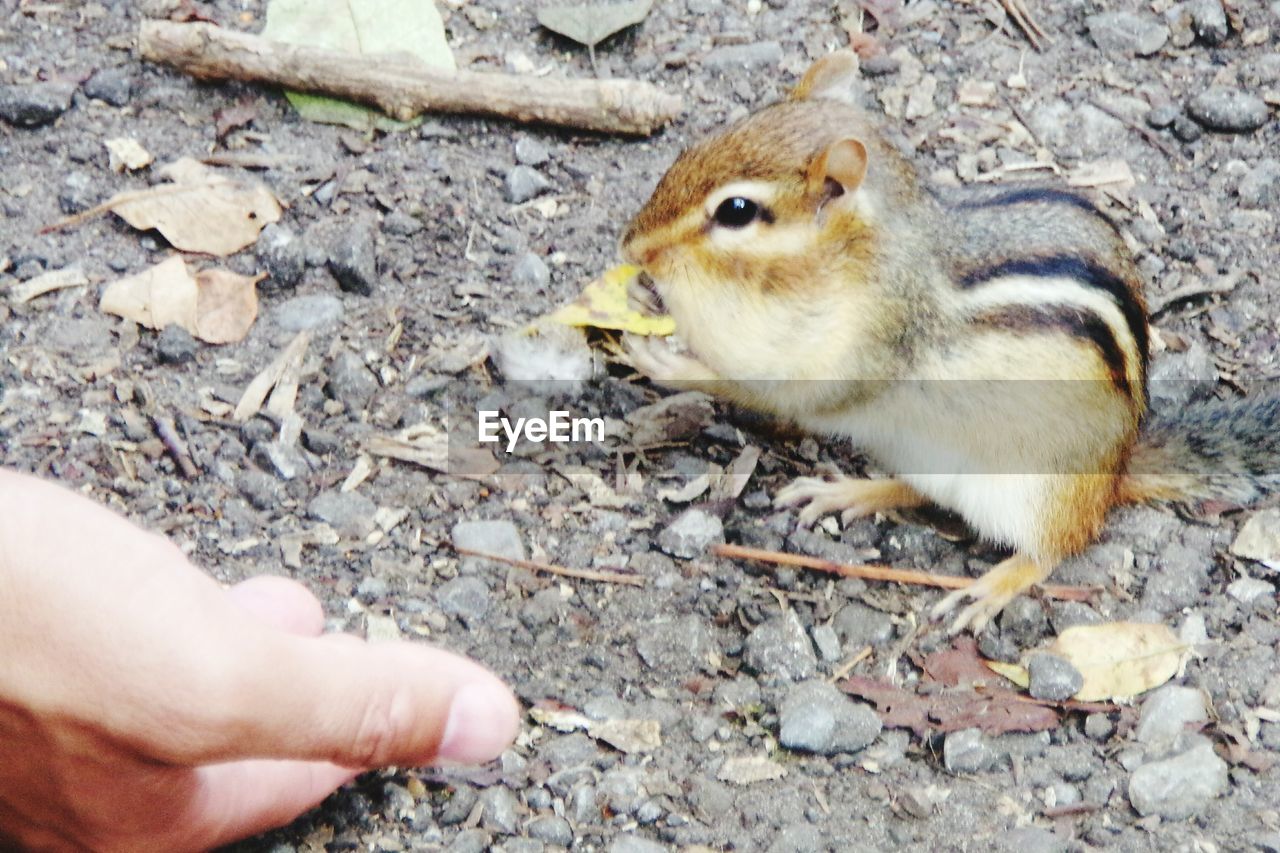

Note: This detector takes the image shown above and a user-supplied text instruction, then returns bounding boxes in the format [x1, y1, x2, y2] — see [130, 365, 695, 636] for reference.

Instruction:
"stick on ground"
[454, 547, 647, 587]
[712, 543, 1098, 602]
[139, 21, 684, 136]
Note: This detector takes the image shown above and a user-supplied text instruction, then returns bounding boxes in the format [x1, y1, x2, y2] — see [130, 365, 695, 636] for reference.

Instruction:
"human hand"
[0, 470, 519, 851]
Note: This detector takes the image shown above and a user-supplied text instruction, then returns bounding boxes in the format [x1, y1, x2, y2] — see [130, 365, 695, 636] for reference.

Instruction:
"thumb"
[218, 634, 520, 769]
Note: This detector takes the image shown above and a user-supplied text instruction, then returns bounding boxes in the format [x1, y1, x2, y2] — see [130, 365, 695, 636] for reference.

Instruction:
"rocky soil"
[3, 0, 1280, 851]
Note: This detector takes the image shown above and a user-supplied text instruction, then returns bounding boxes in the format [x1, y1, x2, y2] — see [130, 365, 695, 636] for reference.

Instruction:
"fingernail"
[438, 680, 519, 765]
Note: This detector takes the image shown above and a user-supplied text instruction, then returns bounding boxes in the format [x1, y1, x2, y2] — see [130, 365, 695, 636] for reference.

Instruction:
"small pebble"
[436, 576, 492, 626]
[743, 611, 818, 681]
[1188, 0, 1230, 44]
[479, 785, 520, 834]
[452, 519, 525, 571]
[327, 218, 378, 294]
[155, 324, 198, 365]
[308, 489, 377, 539]
[657, 508, 724, 559]
[777, 679, 882, 755]
[1128, 741, 1228, 819]
[1187, 88, 1270, 133]
[1085, 11, 1170, 56]
[607, 837, 667, 853]
[515, 136, 550, 167]
[505, 165, 551, 204]
[1084, 712, 1115, 742]
[811, 623, 842, 663]
[84, 67, 135, 106]
[511, 252, 551, 291]
[1134, 684, 1209, 744]
[1146, 104, 1180, 129]
[273, 294, 344, 332]
[1172, 115, 1204, 142]
[1027, 653, 1083, 702]
[1227, 576, 1274, 605]
[1239, 160, 1280, 209]
[944, 728, 998, 774]
[635, 614, 717, 673]
[0, 82, 76, 127]
[325, 350, 379, 411]
[383, 209, 424, 237]
[526, 815, 573, 847]
[257, 224, 306, 289]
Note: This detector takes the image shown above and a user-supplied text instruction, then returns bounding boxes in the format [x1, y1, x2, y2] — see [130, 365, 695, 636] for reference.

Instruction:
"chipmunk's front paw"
[931, 553, 1050, 635]
[775, 473, 925, 527]
[621, 333, 718, 387]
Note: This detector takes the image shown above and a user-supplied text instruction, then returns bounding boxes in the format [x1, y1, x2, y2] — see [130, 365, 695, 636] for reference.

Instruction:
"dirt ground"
[4, 0, 1280, 850]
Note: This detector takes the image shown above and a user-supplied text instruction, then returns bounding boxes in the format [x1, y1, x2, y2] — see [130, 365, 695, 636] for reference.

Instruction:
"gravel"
[777, 679, 882, 755]
[511, 251, 551, 291]
[1187, 88, 1271, 133]
[944, 728, 999, 774]
[743, 610, 818, 682]
[504, 165, 552, 203]
[1128, 741, 1229, 819]
[307, 489, 377, 539]
[1026, 652, 1083, 702]
[1134, 685, 1210, 744]
[272, 294, 345, 331]
[326, 216, 378, 294]
[1085, 11, 1170, 56]
[0, 81, 76, 127]
[656, 507, 724, 559]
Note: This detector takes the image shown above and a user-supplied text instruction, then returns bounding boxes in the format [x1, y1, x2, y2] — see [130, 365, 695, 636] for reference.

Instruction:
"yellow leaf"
[984, 660, 1029, 688]
[1047, 622, 1187, 702]
[549, 264, 675, 336]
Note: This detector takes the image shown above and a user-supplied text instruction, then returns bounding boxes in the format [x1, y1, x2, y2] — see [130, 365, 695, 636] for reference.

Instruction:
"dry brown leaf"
[106, 157, 282, 256]
[841, 676, 1059, 737]
[193, 268, 261, 343]
[100, 257, 261, 344]
[1043, 622, 1187, 702]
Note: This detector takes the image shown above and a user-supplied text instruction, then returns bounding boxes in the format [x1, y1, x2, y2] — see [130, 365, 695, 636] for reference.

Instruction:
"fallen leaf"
[588, 719, 662, 754]
[548, 264, 675, 337]
[8, 264, 87, 303]
[365, 422, 500, 478]
[103, 158, 282, 256]
[537, 0, 653, 48]
[262, 0, 454, 131]
[100, 257, 261, 344]
[193, 268, 262, 344]
[841, 676, 1059, 737]
[717, 754, 787, 785]
[658, 472, 712, 503]
[713, 445, 761, 501]
[921, 636, 1012, 688]
[1040, 622, 1187, 702]
[104, 137, 154, 172]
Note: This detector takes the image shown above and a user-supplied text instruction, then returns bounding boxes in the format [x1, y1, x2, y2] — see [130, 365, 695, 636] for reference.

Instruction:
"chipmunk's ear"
[791, 50, 861, 105]
[806, 138, 868, 198]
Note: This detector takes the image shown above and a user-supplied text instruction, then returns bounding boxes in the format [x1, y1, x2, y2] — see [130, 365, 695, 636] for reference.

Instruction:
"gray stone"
[1085, 12, 1169, 56]
[84, 67, 135, 106]
[811, 623, 842, 662]
[767, 823, 824, 853]
[743, 610, 818, 681]
[83, 68, 134, 106]
[599, 767, 646, 815]
[1232, 507, 1280, 564]
[327, 218, 378, 294]
[1228, 576, 1275, 605]
[1135, 685, 1209, 744]
[635, 614, 717, 673]
[713, 676, 763, 710]
[656, 508, 723, 559]
[1189, 0, 1229, 44]
[996, 827, 1069, 853]
[308, 489, 377, 539]
[0, 82, 76, 127]
[607, 837, 666, 853]
[1084, 712, 1115, 741]
[1027, 653, 1083, 702]
[325, 350, 379, 411]
[527, 815, 573, 846]
[448, 828, 490, 853]
[383, 209, 423, 237]
[778, 679, 882, 755]
[155, 324, 198, 365]
[832, 601, 894, 648]
[238, 468, 280, 511]
[569, 783, 598, 824]
[274, 294, 345, 331]
[944, 728, 998, 774]
[1128, 741, 1228, 818]
[452, 519, 525, 572]
[440, 784, 479, 825]
[512, 252, 551, 291]
[356, 575, 390, 601]
[1187, 88, 1270, 133]
[436, 576, 492, 625]
[998, 596, 1050, 646]
[257, 224, 306, 288]
[515, 136, 550, 166]
[58, 171, 96, 215]
[1146, 103, 1180, 129]
[479, 785, 520, 834]
[634, 798, 663, 824]
[1172, 115, 1204, 142]
[1240, 160, 1280, 208]
[505, 165, 551, 204]
[703, 41, 784, 69]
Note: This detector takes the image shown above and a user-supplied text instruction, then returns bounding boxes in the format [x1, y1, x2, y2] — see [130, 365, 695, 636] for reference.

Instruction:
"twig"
[1042, 802, 1102, 818]
[139, 21, 684, 136]
[152, 413, 200, 479]
[711, 543, 1097, 602]
[827, 645, 873, 684]
[1090, 99, 1179, 160]
[454, 546, 647, 587]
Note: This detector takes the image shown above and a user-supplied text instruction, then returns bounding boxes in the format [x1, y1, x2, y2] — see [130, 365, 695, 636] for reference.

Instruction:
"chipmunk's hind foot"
[932, 553, 1052, 635]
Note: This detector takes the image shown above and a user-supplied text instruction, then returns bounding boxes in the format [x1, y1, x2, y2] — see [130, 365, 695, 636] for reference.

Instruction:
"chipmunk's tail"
[1120, 396, 1280, 508]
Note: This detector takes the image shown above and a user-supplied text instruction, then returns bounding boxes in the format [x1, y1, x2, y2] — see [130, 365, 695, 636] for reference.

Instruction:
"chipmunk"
[620, 51, 1280, 634]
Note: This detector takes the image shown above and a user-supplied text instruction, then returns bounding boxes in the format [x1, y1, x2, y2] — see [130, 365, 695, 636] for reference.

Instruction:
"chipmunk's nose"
[620, 233, 658, 268]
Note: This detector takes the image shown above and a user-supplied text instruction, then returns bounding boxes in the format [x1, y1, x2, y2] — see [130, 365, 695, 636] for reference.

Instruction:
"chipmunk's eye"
[712, 197, 760, 228]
